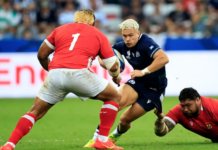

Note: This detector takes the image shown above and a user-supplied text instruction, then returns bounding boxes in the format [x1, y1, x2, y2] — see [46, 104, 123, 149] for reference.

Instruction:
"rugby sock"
[112, 125, 129, 137]
[98, 101, 119, 142]
[93, 125, 99, 141]
[6, 113, 36, 148]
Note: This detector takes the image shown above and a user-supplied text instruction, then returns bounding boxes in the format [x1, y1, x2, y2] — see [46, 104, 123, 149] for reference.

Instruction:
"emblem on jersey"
[126, 50, 131, 59]
[147, 99, 151, 104]
[150, 87, 157, 91]
[128, 80, 135, 84]
[189, 121, 193, 128]
[136, 51, 140, 57]
[149, 45, 154, 50]
[206, 123, 212, 129]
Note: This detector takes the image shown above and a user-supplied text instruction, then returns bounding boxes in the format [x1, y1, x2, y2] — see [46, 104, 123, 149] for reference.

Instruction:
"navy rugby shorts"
[125, 78, 165, 113]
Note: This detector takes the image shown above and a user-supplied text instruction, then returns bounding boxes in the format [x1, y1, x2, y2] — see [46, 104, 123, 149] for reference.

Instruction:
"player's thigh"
[29, 96, 53, 120]
[62, 68, 112, 101]
[95, 82, 121, 102]
[37, 69, 69, 105]
[118, 84, 138, 111]
[120, 102, 147, 124]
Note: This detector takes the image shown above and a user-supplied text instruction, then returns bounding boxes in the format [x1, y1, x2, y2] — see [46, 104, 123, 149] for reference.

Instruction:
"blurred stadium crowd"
[1, 0, 218, 44]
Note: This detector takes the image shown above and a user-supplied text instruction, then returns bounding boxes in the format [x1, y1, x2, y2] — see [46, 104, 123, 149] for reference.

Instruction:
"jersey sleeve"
[44, 29, 56, 49]
[142, 37, 161, 58]
[165, 105, 181, 126]
[98, 33, 115, 59]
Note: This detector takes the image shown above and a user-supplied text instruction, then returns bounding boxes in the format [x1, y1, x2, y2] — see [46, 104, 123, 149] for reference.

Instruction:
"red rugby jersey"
[45, 23, 115, 71]
[165, 96, 218, 139]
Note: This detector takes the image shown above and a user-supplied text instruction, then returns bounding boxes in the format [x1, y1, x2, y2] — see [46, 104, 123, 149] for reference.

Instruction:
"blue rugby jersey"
[112, 34, 167, 91]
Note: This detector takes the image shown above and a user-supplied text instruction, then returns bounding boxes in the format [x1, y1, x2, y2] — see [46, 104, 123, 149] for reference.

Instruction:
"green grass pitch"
[0, 96, 218, 150]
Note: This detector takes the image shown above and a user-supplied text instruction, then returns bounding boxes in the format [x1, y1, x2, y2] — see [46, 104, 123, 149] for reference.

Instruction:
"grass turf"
[0, 96, 218, 150]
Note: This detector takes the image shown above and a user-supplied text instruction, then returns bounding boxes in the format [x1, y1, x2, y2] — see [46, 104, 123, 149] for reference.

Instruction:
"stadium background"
[0, 0, 218, 150]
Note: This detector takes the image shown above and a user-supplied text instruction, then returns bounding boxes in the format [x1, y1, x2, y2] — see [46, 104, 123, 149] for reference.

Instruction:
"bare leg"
[118, 103, 147, 133]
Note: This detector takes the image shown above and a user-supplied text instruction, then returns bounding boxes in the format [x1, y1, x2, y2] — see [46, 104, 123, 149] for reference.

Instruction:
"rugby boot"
[83, 139, 95, 148]
[0, 143, 14, 150]
[108, 133, 122, 144]
[93, 138, 123, 149]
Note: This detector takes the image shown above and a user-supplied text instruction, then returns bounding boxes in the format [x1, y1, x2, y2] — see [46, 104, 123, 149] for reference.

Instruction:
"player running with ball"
[0, 9, 123, 150]
[84, 19, 169, 147]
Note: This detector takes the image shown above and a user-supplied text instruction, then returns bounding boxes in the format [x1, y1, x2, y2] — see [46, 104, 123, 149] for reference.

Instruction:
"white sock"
[98, 135, 108, 142]
[93, 128, 99, 141]
[5, 142, 15, 148]
[112, 126, 122, 137]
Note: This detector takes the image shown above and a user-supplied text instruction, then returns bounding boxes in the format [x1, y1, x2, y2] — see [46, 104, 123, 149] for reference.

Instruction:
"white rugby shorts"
[37, 68, 109, 104]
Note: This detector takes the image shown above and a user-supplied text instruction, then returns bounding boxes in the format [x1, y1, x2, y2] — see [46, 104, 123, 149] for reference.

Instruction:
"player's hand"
[112, 75, 122, 86]
[154, 108, 164, 119]
[131, 70, 143, 79]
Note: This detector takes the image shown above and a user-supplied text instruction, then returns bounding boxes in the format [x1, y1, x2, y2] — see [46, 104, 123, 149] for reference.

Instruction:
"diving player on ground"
[154, 87, 218, 143]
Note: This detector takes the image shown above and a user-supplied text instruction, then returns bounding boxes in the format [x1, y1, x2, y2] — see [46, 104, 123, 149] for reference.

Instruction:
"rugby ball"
[113, 48, 125, 73]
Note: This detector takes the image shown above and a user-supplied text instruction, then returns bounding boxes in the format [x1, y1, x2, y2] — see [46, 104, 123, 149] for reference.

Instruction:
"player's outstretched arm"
[154, 109, 175, 136]
[37, 42, 54, 71]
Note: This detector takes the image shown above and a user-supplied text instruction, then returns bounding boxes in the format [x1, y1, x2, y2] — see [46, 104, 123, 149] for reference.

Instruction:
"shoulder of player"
[52, 23, 71, 33]
[138, 34, 158, 47]
[112, 41, 125, 50]
[168, 104, 183, 115]
[139, 34, 155, 43]
[201, 96, 218, 111]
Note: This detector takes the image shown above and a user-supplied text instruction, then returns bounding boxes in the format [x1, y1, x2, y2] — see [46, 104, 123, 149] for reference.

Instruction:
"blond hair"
[73, 9, 95, 25]
[119, 19, 139, 30]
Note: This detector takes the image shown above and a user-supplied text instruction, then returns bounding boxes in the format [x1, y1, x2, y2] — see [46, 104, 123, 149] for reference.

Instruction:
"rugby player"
[84, 19, 169, 147]
[154, 87, 218, 143]
[0, 9, 123, 150]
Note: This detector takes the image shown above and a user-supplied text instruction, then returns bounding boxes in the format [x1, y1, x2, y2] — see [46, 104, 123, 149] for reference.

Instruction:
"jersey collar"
[201, 104, 203, 110]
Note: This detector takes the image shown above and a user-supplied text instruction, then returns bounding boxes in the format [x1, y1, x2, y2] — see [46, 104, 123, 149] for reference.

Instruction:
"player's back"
[47, 23, 105, 70]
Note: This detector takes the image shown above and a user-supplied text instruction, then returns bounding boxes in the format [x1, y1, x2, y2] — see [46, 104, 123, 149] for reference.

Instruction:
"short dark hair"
[179, 87, 200, 102]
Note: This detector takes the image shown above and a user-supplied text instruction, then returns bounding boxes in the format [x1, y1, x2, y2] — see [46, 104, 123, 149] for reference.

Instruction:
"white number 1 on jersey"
[69, 33, 80, 51]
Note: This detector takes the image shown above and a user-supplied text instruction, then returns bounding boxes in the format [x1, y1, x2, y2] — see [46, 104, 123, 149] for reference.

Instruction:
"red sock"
[98, 101, 119, 136]
[7, 113, 36, 147]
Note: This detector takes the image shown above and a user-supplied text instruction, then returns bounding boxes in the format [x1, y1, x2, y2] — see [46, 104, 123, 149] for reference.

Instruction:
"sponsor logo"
[128, 80, 135, 84]
[150, 45, 154, 50]
[150, 87, 157, 91]
[147, 99, 151, 104]
[189, 121, 193, 128]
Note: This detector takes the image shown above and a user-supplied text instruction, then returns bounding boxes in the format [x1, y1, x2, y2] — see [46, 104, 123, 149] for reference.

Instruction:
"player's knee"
[119, 116, 131, 127]
[113, 91, 122, 104]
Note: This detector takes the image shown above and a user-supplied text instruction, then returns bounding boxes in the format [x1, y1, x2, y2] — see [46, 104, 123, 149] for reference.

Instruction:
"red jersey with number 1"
[45, 23, 115, 71]
[165, 96, 218, 139]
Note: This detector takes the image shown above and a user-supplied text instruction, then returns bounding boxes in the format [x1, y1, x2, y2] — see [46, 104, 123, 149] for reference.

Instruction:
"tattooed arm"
[37, 42, 54, 71]
[154, 109, 175, 136]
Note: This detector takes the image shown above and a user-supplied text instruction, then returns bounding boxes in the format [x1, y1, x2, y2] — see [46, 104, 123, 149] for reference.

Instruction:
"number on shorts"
[69, 33, 80, 51]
